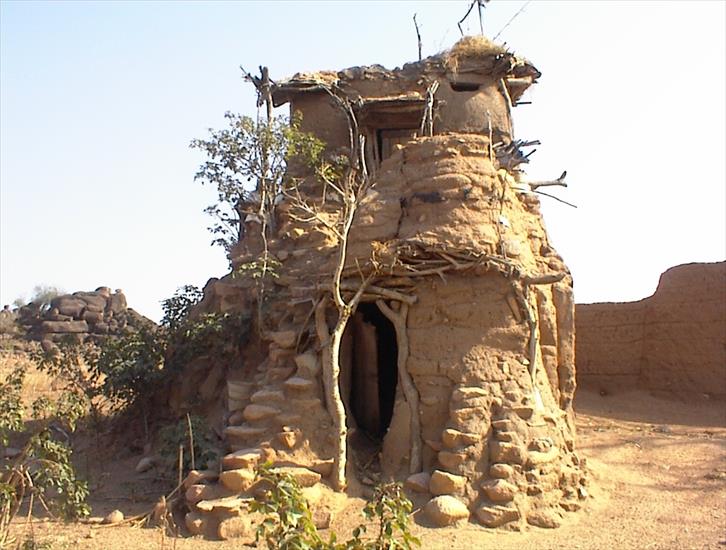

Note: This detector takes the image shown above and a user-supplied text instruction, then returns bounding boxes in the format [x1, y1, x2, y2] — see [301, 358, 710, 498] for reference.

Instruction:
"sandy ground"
[7, 386, 725, 550]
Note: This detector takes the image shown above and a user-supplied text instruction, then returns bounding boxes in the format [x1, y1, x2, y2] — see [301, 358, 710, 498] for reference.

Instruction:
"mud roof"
[271, 36, 541, 107]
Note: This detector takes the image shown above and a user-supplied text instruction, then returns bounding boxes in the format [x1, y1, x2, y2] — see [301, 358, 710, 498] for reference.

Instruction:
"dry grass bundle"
[444, 35, 507, 73]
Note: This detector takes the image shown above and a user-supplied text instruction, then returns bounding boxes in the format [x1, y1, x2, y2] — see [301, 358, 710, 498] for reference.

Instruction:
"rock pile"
[17, 287, 152, 347]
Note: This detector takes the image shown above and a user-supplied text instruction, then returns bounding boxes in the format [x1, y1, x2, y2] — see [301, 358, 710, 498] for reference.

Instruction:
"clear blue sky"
[1, 1, 724, 321]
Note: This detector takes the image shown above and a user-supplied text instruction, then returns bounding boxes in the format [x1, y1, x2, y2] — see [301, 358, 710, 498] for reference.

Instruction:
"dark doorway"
[347, 303, 399, 440]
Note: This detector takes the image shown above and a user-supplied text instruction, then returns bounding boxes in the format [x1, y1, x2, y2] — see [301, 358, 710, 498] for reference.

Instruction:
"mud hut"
[178, 36, 587, 534]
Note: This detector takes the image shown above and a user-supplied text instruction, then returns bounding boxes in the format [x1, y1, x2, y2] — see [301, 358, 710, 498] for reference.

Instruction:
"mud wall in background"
[576, 262, 726, 397]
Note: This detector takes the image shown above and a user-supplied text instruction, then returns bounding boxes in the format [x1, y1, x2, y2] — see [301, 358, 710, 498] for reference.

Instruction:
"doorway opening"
[346, 302, 399, 441]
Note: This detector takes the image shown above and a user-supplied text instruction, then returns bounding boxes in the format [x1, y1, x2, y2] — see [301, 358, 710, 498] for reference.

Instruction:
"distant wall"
[576, 262, 726, 397]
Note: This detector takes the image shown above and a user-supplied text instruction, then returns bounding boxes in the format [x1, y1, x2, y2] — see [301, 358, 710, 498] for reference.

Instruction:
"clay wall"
[576, 262, 726, 397]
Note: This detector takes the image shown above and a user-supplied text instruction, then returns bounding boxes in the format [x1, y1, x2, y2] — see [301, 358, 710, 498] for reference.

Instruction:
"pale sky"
[1, 1, 724, 321]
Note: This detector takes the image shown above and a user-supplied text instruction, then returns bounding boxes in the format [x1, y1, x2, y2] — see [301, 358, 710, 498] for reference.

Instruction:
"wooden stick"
[413, 14, 422, 61]
[186, 413, 196, 471]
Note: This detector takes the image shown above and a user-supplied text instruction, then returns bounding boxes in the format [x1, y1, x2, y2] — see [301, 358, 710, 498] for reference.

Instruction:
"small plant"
[157, 415, 219, 474]
[0, 367, 90, 546]
[251, 464, 420, 550]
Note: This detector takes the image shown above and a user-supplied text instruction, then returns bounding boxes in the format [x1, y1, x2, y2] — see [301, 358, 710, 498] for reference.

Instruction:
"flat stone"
[271, 466, 321, 487]
[404, 472, 431, 493]
[284, 376, 315, 392]
[219, 468, 256, 492]
[475, 504, 520, 527]
[429, 470, 467, 495]
[438, 450, 467, 470]
[442, 429, 481, 448]
[183, 469, 218, 489]
[495, 431, 521, 443]
[242, 404, 280, 422]
[185, 483, 221, 505]
[224, 425, 267, 440]
[102, 509, 124, 524]
[489, 463, 515, 479]
[184, 511, 205, 535]
[196, 496, 252, 513]
[310, 459, 334, 477]
[450, 407, 483, 424]
[250, 389, 285, 403]
[452, 387, 488, 401]
[424, 495, 470, 526]
[527, 446, 559, 466]
[222, 448, 263, 470]
[512, 405, 534, 420]
[481, 479, 517, 502]
[267, 330, 296, 348]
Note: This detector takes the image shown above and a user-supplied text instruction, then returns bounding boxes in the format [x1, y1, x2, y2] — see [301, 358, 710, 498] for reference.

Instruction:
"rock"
[310, 459, 334, 477]
[450, 407, 482, 425]
[276, 428, 301, 449]
[294, 352, 320, 378]
[271, 466, 321, 487]
[475, 504, 520, 527]
[267, 330, 296, 348]
[405, 472, 431, 493]
[102, 509, 124, 524]
[135, 456, 155, 473]
[527, 509, 562, 528]
[452, 387, 488, 401]
[223, 448, 264, 470]
[284, 377, 315, 392]
[224, 425, 266, 440]
[481, 479, 517, 502]
[183, 469, 218, 489]
[185, 484, 215, 505]
[220, 468, 256, 492]
[442, 428, 481, 448]
[242, 404, 280, 422]
[250, 389, 285, 403]
[227, 410, 246, 426]
[512, 404, 534, 420]
[41, 320, 89, 334]
[489, 463, 515, 479]
[184, 511, 205, 536]
[429, 470, 467, 495]
[312, 507, 331, 529]
[196, 496, 251, 513]
[527, 446, 559, 466]
[424, 495, 470, 526]
[218, 516, 253, 541]
[490, 441, 526, 465]
[301, 484, 323, 505]
[438, 450, 467, 469]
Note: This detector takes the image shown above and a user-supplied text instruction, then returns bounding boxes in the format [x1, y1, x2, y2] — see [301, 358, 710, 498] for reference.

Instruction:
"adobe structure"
[179, 36, 587, 535]
[577, 262, 726, 398]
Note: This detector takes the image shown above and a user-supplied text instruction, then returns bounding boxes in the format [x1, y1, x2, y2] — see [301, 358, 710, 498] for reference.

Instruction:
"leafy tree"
[190, 113, 324, 254]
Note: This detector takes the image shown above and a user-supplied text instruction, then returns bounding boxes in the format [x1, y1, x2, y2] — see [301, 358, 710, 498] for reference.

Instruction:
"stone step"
[242, 404, 281, 422]
[224, 425, 267, 441]
[270, 466, 321, 487]
[250, 389, 285, 403]
[196, 496, 253, 514]
[283, 376, 316, 392]
[222, 448, 263, 470]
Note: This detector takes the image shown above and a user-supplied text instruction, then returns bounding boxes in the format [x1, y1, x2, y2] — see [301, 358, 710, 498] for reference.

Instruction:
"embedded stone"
[404, 472, 431, 493]
[425, 439, 443, 452]
[250, 389, 285, 403]
[424, 495, 470, 526]
[267, 330, 296, 348]
[512, 404, 534, 420]
[183, 469, 218, 489]
[271, 466, 321, 487]
[475, 504, 520, 527]
[294, 352, 320, 378]
[442, 428, 481, 448]
[527, 446, 559, 466]
[284, 377, 315, 392]
[276, 428, 301, 449]
[489, 463, 515, 479]
[429, 470, 467, 495]
[184, 511, 205, 535]
[495, 431, 520, 443]
[228, 410, 246, 426]
[438, 450, 467, 469]
[218, 516, 253, 541]
[224, 425, 266, 440]
[452, 387, 488, 401]
[310, 459, 334, 477]
[222, 448, 263, 470]
[450, 407, 482, 424]
[196, 496, 251, 513]
[490, 441, 526, 465]
[481, 479, 517, 502]
[219, 468, 256, 492]
[242, 404, 280, 422]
